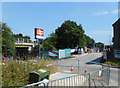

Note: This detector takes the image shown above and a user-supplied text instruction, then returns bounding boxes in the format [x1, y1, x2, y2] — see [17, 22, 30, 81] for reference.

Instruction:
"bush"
[2, 59, 57, 86]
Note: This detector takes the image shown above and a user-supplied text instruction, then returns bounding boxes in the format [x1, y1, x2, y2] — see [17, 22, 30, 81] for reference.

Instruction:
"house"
[112, 18, 120, 58]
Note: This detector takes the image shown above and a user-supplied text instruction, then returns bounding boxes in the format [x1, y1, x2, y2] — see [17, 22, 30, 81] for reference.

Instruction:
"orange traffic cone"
[85, 66, 87, 73]
[4, 58, 6, 64]
[100, 68, 103, 76]
[71, 65, 73, 71]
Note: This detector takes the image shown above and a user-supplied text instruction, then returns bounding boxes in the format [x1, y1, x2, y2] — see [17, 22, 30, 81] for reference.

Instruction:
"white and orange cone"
[99, 68, 103, 76]
[71, 65, 73, 71]
[4, 58, 6, 64]
[85, 66, 87, 73]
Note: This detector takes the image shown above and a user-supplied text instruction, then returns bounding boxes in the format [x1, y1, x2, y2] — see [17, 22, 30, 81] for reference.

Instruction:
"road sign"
[35, 28, 44, 39]
[35, 28, 44, 60]
[114, 50, 120, 58]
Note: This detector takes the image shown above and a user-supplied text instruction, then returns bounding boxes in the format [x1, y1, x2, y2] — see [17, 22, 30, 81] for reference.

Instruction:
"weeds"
[2, 58, 57, 86]
[105, 58, 120, 67]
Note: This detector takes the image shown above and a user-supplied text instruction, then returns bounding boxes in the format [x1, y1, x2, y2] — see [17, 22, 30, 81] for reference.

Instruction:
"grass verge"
[104, 58, 120, 67]
[2, 58, 57, 87]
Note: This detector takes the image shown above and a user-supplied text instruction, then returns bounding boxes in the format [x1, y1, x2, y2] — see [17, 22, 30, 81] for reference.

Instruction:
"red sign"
[35, 28, 44, 39]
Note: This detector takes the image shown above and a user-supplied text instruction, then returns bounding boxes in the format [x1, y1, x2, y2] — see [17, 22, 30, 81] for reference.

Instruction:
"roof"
[112, 18, 120, 26]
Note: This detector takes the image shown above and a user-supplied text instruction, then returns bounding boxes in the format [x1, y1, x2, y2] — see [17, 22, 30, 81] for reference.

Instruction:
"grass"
[2, 58, 57, 87]
[104, 58, 120, 67]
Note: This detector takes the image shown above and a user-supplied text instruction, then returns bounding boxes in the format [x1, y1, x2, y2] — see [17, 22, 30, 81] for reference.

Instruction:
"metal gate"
[21, 65, 110, 88]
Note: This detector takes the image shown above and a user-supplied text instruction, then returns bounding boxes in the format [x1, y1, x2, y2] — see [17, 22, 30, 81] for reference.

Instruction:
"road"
[53, 53, 119, 86]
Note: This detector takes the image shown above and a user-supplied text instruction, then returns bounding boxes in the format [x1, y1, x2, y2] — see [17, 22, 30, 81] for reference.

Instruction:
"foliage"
[85, 34, 95, 48]
[105, 59, 120, 67]
[42, 20, 95, 50]
[43, 38, 57, 51]
[95, 42, 104, 48]
[55, 20, 86, 49]
[33, 38, 57, 51]
[33, 44, 44, 51]
[2, 59, 57, 86]
[13, 33, 30, 39]
[2, 23, 15, 57]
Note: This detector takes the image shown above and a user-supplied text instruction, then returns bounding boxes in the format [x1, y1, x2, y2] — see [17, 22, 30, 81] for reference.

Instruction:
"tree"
[13, 33, 30, 39]
[33, 38, 57, 52]
[95, 42, 104, 48]
[42, 38, 57, 51]
[55, 20, 86, 49]
[85, 35, 95, 48]
[2, 23, 15, 57]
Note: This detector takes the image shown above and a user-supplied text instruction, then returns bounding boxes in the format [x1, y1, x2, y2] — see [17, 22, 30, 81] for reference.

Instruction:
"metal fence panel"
[47, 73, 89, 87]
[21, 61, 110, 88]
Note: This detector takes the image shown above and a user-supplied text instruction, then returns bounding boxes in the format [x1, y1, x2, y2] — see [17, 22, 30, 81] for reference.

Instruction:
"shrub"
[2, 58, 57, 86]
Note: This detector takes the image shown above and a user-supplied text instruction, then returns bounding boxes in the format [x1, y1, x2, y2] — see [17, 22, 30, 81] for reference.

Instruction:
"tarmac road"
[53, 53, 119, 86]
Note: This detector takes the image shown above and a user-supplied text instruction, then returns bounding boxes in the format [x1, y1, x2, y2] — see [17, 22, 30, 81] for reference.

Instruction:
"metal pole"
[89, 73, 91, 88]
[39, 39, 41, 60]
[57, 60, 58, 68]
[78, 60, 79, 73]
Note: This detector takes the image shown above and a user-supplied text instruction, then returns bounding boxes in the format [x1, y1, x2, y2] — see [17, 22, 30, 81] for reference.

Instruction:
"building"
[112, 18, 120, 58]
[112, 18, 120, 50]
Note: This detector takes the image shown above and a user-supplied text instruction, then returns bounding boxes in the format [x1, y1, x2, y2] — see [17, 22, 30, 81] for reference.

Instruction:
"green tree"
[42, 38, 57, 51]
[95, 42, 104, 48]
[55, 20, 86, 49]
[2, 23, 15, 57]
[85, 35, 95, 48]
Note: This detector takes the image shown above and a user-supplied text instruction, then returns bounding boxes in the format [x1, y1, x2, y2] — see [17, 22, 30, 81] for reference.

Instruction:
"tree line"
[1, 20, 104, 57]
[42, 20, 95, 50]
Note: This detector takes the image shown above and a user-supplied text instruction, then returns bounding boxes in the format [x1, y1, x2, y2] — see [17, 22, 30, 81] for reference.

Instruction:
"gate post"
[89, 73, 91, 88]
[78, 60, 80, 73]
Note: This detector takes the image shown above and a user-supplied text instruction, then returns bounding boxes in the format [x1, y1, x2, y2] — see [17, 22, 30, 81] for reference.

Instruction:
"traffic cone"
[4, 58, 6, 64]
[100, 68, 103, 76]
[71, 65, 73, 71]
[2, 58, 6, 65]
[85, 66, 87, 73]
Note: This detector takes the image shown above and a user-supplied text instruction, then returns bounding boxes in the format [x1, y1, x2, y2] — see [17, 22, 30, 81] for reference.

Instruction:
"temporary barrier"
[43, 48, 71, 59]
[59, 49, 65, 59]
[47, 73, 89, 86]
[65, 48, 71, 57]
[49, 50, 59, 58]
[47, 65, 110, 87]
[21, 62, 110, 88]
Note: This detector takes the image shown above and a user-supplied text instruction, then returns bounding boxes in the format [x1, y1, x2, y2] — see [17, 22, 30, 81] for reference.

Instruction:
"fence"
[20, 81, 46, 88]
[21, 64, 110, 88]
[46, 65, 110, 87]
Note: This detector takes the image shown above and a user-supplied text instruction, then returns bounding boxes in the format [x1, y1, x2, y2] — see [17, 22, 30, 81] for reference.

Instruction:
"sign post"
[39, 39, 41, 60]
[35, 28, 44, 60]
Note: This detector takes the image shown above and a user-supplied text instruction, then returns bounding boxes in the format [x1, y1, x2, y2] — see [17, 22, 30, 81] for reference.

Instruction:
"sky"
[2, 2, 119, 45]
